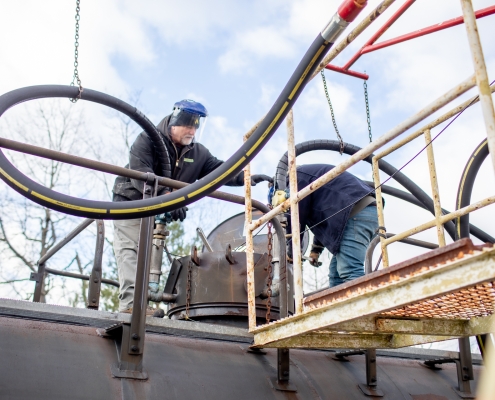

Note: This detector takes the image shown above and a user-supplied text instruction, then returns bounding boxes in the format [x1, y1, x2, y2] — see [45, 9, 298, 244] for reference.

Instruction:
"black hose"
[274, 139, 489, 241]
[454, 138, 494, 359]
[455, 138, 494, 242]
[363, 181, 425, 209]
[0, 32, 334, 220]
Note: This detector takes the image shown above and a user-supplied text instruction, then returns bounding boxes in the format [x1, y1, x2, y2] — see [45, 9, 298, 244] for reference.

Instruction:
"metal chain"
[265, 221, 273, 324]
[363, 78, 372, 143]
[185, 261, 192, 320]
[321, 70, 344, 154]
[69, 0, 83, 103]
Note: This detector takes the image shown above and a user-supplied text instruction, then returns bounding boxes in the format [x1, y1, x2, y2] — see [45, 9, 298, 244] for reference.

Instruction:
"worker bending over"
[112, 99, 270, 313]
[272, 164, 378, 288]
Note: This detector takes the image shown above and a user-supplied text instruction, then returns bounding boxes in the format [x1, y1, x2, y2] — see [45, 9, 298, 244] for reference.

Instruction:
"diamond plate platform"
[251, 239, 495, 349]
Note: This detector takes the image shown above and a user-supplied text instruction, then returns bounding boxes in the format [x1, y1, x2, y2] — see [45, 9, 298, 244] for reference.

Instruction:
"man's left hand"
[170, 207, 188, 222]
[251, 174, 273, 186]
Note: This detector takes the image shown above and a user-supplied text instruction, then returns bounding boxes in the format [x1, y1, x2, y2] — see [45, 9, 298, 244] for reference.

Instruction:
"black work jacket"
[112, 115, 241, 201]
[288, 164, 373, 254]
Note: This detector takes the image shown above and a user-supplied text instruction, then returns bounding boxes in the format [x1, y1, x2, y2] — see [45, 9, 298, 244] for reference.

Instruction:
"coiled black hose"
[455, 138, 494, 242]
[0, 31, 335, 219]
[275, 139, 493, 243]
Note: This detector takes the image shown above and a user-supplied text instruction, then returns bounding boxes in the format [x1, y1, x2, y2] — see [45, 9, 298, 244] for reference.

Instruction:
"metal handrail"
[31, 219, 116, 309]
[44, 267, 118, 288]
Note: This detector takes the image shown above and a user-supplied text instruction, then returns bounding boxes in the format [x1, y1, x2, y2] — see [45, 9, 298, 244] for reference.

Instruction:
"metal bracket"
[332, 349, 384, 397]
[29, 272, 43, 282]
[422, 338, 475, 398]
[271, 348, 297, 392]
[191, 245, 200, 266]
[225, 244, 235, 265]
[358, 383, 384, 397]
[97, 323, 148, 380]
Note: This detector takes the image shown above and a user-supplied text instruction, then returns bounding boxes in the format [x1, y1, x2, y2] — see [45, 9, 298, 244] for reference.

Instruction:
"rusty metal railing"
[243, 0, 495, 331]
[30, 219, 118, 309]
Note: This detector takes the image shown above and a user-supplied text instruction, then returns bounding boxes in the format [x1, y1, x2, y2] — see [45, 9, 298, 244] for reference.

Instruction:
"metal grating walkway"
[251, 239, 495, 349]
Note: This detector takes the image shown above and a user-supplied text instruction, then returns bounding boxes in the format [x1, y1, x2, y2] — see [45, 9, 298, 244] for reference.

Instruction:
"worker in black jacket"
[112, 99, 270, 313]
[272, 164, 378, 288]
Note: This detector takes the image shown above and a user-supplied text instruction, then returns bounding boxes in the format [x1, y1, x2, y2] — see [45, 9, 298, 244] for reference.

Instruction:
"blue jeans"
[329, 206, 378, 287]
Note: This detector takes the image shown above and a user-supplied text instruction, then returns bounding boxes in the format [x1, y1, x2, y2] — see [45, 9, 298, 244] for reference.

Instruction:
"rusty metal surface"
[382, 281, 495, 319]
[304, 238, 489, 308]
[167, 252, 294, 323]
[0, 314, 483, 400]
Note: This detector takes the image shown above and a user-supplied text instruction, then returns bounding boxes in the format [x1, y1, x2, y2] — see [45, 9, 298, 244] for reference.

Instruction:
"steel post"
[31, 263, 46, 303]
[424, 129, 446, 247]
[477, 327, 495, 400]
[455, 337, 474, 397]
[115, 175, 156, 377]
[372, 158, 389, 268]
[461, 0, 495, 180]
[87, 220, 105, 310]
[244, 162, 256, 331]
[286, 109, 303, 314]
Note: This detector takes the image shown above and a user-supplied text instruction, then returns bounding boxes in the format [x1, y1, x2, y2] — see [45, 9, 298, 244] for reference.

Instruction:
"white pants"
[113, 219, 141, 312]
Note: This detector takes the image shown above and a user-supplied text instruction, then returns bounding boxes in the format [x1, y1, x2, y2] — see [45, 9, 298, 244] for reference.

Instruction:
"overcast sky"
[1, 1, 494, 287]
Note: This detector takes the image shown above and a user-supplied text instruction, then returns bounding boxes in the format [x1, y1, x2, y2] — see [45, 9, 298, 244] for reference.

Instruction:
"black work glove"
[170, 206, 188, 222]
[308, 251, 322, 267]
[251, 174, 273, 186]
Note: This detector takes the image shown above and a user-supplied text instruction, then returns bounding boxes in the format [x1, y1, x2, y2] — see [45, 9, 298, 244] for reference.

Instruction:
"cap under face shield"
[169, 109, 208, 142]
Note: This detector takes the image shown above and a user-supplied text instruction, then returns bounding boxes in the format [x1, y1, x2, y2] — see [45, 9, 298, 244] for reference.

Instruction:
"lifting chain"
[185, 261, 192, 320]
[69, 0, 83, 103]
[321, 70, 344, 154]
[363, 78, 372, 143]
[265, 221, 273, 324]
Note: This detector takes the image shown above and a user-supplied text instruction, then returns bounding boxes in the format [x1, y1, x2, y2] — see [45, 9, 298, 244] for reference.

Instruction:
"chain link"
[364, 78, 372, 143]
[185, 261, 192, 320]
[70, 0, 83, 103]
[321, 70, 344, 154]
[265, 221, 273, 324]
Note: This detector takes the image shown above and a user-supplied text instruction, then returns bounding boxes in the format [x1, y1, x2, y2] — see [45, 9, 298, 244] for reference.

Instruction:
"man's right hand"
[308, 251, 322, 267]
[170, 207, 188, 222]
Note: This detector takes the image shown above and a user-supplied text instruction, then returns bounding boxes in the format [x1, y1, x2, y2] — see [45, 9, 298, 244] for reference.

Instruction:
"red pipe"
[361, 4, 495, 54]
[324, 64, 369, 80]
[338, 0, 368, 23]
[342, 0, 417, 70]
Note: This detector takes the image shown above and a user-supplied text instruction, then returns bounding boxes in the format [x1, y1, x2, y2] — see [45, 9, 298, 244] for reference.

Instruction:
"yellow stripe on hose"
[247, 102, 289, 157]
[188, 157, 246, 198]
[31, 191, 106, 213]
[0, 167, 29, 192]
[110, 196, 186, 214]
[288, 44, 327, 100]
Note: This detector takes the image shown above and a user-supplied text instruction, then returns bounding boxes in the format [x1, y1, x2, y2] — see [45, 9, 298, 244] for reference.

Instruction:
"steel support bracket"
[271, 348, 297, 392]
[100, 323, 149, 380]
[29, 272, 43, 282]
[191, 245, 200, 266]
[358, 383, 384, 397]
